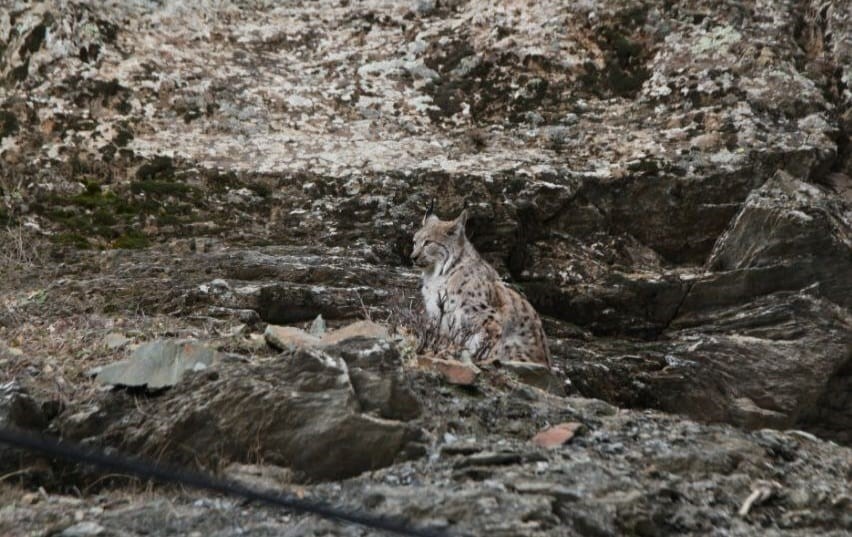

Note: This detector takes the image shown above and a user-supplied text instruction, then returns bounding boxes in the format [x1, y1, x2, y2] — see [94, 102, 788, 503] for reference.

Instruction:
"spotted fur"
[411, 209, 551, 366]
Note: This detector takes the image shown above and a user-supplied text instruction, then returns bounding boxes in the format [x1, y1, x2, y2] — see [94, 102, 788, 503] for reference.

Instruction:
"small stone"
[21, 492, 40, 505]
[60, 521, 104, 537]
[264, 325, 322, 351]
[210, 278, 230, 291]
[501, 361, 564, 396]
[320, 320, 388, 345]
[418, 356, 479, 385]
[308, 314, 327, 337]
[531, 422, 583, 449]
[103, 332, 130, 350]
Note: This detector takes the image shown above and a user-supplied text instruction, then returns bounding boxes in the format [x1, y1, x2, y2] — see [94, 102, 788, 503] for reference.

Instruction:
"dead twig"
[738, 480, 782, 517]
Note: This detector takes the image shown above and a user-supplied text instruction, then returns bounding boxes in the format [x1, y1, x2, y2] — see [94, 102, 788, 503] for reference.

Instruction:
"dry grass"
[386, 289, 491, 363]
[0, 225, 48, 284]
[0, 310, 265, 413]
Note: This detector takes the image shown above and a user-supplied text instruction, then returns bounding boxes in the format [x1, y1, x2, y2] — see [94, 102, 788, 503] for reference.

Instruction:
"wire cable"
[0, 427, 454, 537]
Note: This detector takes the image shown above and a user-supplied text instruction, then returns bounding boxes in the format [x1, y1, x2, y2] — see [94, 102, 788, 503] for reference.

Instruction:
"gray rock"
[325, 338, 421, 421]
[500, 361, 565, 396]
[0, 381, 48, 476]
[263, 325, 322, 351]
[0, 381, 47, 431]
[2, 0, 852, 534]
[59, 342, 425, 481]
[102, 333, 130, 350]
[308, 314, 326, 337]
[95, 340, 220, 389]
[563, 290, 852, 443]
[60, 522, 105, 537]
[708, 170, 852, 308]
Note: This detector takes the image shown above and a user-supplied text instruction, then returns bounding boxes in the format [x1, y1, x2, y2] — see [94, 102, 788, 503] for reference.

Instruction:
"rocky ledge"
[0, 1, 850, 536]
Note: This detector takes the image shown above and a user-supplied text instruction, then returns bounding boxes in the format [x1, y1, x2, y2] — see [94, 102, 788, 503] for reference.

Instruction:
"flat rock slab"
[499, 361, 565, 396]
[417, 356, 480, 386]
[263, 326, 322, 350]
[94, 340, 220, 389]
[102, 333, 130, 350]
[264, 320, 389, 351]
[531, 422, 583, 448]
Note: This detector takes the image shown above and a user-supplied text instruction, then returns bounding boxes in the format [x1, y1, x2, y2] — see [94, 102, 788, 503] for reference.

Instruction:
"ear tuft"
[422, 198, 437, 225]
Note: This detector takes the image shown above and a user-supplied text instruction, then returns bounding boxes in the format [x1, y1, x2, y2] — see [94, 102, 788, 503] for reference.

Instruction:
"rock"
[102, 333, 130, 350]
[20, 491, 41, 505]
[564, 290, 852, 443]
[417, 356, 479, 386]
[325, 337, 421, 421]
[94, 340, 220, 389]
[59, 343, 425, 481]
[263, 325, 322, 351]
[708, 170, 852, 308]
[60, 522, 104, 537]
[0, 381, 47, 431]
[265, 320, 390, 352]
[2, 0, 852, 534]
[0, 381, 48, 476]
[320, 320, 389, 345]
[308, 314, 326, 337]
[499, 361, 565, 396]
[531, 422, 583, 448]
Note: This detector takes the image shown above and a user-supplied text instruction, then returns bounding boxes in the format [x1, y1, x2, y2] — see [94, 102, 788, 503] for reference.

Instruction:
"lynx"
[411, 207, 551, 366]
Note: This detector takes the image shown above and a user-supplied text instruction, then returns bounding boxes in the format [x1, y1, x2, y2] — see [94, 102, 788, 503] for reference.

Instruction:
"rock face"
[0, 381, 49, 476]
[708, 170, 851, 307]
[1, 0, 851, 535]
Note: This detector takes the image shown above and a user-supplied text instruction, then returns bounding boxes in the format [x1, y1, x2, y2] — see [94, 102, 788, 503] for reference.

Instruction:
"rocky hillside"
[0, 1, 850, 536]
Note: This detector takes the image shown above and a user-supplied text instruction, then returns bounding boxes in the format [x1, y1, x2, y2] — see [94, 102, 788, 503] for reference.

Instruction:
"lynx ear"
[453, 208, 469, 234]
[422, 199, 437, 225]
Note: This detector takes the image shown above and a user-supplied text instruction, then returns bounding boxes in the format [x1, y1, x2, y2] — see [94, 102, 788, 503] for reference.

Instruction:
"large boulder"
[707, 170, 851, 307]
[56, 340, 426, 481]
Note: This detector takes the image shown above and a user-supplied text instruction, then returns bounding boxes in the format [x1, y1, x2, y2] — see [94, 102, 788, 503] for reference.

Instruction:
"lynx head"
[411, 205, 469, 270]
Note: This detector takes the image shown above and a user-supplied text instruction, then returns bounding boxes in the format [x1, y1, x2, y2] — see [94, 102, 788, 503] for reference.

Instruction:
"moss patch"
[54, 232, 91, 249]
[32, 156, 276, 250]
[112, 231, 149, 249]
[38, 160, 209, 250]
[130, 179, 194, 196]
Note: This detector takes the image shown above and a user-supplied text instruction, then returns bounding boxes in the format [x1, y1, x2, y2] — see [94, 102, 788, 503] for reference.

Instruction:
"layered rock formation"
[1, 1, 850, 536]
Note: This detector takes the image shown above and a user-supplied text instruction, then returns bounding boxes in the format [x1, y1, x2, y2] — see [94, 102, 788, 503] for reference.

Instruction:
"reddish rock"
[531, 422, 583, 448]
[418, 356, 479, 386]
